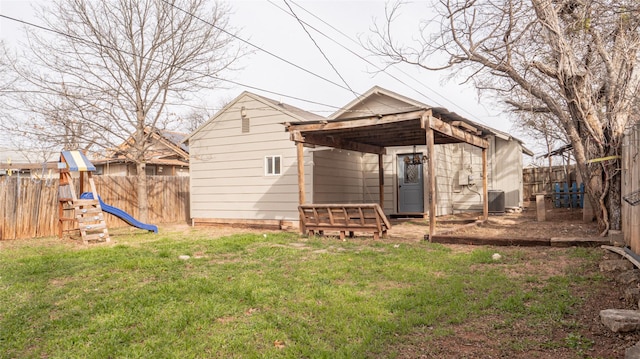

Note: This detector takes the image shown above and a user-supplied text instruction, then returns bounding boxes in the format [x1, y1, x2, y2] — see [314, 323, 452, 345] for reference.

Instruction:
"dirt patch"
[382, 207, 637, 359]
[388, 248, 638, 359]
[388, 205, 600, 241]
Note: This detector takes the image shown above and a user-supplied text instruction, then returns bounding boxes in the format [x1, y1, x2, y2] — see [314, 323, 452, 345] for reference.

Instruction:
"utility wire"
[270, 0, 408, 114]
[282, 0, 358, 99]
[268, 0, 449, 115]
[286, 0, 494, 127]
[0, 13, 345, 112]
[160, 0, 357, 96]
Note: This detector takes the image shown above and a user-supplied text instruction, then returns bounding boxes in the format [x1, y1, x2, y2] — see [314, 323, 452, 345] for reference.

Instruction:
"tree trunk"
[136, 162, 148, 223]
[607, 161, 622, 231]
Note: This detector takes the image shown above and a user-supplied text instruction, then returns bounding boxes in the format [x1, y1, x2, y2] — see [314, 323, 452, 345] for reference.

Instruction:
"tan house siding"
[189, 94, 312, 222]
[312, 149, 365, 204]
[332, 93, 421, 119]
[447, 143, 485, 213]
[492, 137, 524, 209]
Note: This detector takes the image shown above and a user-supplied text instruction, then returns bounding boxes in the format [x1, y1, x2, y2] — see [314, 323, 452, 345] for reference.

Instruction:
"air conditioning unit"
[488, 190, 505, 214]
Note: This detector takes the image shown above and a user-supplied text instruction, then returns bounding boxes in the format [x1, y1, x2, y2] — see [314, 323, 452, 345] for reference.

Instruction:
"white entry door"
[397, 154, 424, 213]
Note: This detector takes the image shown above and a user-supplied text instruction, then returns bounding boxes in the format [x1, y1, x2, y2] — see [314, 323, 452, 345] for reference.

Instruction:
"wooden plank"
[427, 116, 489, 149]
[378, 154, 384, 208]
[82, 232, 109, 242]
[74, 207, 103, 215]
[602, 245, 640, 269]
[73, 199, 99, 206]
[294, 132, 386, 155]
[429, 235, 551, 246]
[450, 120, 479, 134]
[551, 237, 610, 247]
[78, 223, 107, 231]
[76, 214, 105, 223]
[426, 116, 436, 241]
[287, 110, 426, 132]
[536, 195, 546, 222]
[192, 218, 285, 230]
[482, 148, 488, 221]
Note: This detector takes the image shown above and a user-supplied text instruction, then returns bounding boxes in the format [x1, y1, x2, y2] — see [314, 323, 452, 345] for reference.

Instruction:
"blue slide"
[80, 192, 158, 233]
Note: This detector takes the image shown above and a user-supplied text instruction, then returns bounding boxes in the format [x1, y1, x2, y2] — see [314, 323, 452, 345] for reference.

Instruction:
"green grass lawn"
[0, 229, 602, 358]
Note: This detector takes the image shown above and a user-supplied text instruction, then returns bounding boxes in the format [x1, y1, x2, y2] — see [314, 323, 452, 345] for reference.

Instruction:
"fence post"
[536, 194, 546, 222]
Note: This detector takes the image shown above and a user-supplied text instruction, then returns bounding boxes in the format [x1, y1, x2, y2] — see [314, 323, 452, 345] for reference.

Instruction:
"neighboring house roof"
[0, 147, 57, 163]
[92, 128, 189, 166]
[161, 130, 189, 153]
[184, 91, 325, 143]
[331, 86, 532, 153]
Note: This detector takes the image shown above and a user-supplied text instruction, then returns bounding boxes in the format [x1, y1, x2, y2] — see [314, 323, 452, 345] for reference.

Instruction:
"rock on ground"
[601, 309, 640, 333]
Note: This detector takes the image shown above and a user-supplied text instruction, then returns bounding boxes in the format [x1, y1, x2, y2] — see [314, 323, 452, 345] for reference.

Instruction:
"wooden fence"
[0, 176, 189, 240]
[623, 124, 640, 253]
[522, 165, 576, 201]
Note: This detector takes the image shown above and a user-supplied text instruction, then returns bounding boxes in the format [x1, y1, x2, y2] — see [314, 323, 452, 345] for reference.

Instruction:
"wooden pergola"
[285, 108, 490, 240]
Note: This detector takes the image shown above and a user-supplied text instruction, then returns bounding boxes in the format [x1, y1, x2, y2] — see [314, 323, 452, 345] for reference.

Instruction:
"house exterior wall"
[189, 94, 312, 223]
[332, 93, 420, 119]
[312, 149, 366, 204]
[96, 163, 189, 177]
[360, 139, 524, 216]
[491, 137, 524, 209]
[96, 163, 130, 176]
[443, 143, 486, 213]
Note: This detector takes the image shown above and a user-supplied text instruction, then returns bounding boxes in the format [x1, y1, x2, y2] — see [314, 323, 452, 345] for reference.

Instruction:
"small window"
[265, 155, 281, 176]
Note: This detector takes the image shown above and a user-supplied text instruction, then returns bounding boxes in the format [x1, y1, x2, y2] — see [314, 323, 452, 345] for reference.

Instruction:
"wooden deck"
[298, 203, 391, 240]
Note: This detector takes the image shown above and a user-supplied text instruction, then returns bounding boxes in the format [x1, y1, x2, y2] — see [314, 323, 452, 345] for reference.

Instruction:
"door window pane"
[405, 163, 420, 183]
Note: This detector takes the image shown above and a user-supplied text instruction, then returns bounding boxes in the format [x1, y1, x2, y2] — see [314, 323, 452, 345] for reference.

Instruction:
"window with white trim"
[265, 155, 281, 176]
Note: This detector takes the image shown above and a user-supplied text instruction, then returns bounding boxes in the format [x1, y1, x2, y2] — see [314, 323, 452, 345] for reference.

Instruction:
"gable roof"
[92, 127, 189, 166]
[0, 147, 57, 163]
[332, 86, 529, 148]
[184, 91, 325, 143]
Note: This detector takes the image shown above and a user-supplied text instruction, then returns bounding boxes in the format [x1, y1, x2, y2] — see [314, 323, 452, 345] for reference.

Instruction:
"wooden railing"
[298, 203, 391, 240]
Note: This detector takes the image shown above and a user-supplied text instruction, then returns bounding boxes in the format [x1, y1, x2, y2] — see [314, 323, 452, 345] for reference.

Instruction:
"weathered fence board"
[623, 124, 640, 253]
[523, 165, 575, 201]
[0, 176, 189, 240]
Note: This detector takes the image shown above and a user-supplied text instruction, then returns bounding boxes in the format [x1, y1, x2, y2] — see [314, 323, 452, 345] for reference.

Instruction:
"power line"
[159, 0, 357, 96]
[286, 0, 495, 127]
[282, 0, 358, 99]
[268, 0, 406, 114]
[0, 13, 345, 112]
[268, 0, 448, 113]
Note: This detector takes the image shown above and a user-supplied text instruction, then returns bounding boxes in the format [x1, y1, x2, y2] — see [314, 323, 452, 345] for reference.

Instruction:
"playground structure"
[1, 150, 158, 243]
[58, 150, 111, 243]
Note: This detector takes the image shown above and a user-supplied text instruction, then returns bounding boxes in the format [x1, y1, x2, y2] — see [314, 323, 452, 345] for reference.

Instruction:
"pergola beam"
[286, 110, 427, 132]
[290, 131, 386, 155]
[425, 116, 489, 149]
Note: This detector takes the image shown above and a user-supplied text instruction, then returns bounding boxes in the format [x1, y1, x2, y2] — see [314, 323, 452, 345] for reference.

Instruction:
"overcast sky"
[0, 0, 530, 152]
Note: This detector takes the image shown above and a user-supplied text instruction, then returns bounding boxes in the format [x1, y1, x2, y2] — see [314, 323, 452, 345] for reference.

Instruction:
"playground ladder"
[58, 170, 110, 244]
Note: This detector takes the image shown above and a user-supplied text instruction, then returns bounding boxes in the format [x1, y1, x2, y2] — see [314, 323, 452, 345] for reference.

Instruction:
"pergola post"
[426, 119, 437, 241]
[378, 154, 384, 208]
[296, 141, 305, 205]
[296, 141, 306, 234]
[482, 148, 489, 221]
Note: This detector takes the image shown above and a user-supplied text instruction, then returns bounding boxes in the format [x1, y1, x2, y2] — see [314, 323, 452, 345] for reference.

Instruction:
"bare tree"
[369, 0, 640, 234]
[8, 0, 245, 221]
[178, 95, 234, 133]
